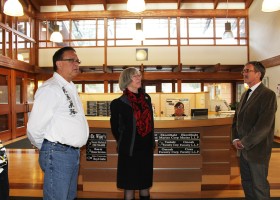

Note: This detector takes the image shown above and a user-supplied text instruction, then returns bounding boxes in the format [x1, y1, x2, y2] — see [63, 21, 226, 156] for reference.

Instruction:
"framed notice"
[156, 132, 200, 155]
[86, 133, 107, 161]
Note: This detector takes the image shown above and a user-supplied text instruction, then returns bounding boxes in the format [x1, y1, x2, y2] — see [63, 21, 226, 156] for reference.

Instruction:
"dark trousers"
[0, 164, 9, 200]
[240, 153, 270, 200]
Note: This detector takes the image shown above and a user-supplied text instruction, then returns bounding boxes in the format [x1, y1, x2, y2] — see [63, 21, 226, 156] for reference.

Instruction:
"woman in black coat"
[110, 67, 155, 200]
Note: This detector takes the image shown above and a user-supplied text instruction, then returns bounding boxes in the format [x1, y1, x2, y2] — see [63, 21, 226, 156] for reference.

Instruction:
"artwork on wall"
[262, 76, 269, 87]
[277, 84, 280, 97]
[136, 48, 148, 61]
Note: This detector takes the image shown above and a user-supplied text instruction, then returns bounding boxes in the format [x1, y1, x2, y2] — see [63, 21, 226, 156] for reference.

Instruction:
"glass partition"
[27, 79, 35, 103]
[0, 74, 8, 104]
[0, 114, 9, 132]
[16, 77, 23, 104]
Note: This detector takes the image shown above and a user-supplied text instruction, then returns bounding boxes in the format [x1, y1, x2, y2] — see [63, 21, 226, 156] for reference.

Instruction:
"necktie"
[241, 89, 251, 109]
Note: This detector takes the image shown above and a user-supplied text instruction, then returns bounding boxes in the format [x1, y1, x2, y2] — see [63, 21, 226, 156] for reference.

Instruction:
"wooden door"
[0, 68, 12, 141]
[11, 70, 35, 138]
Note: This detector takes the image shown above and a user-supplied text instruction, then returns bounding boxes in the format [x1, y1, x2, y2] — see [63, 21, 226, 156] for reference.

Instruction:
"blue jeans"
[39, 140, 80, 200]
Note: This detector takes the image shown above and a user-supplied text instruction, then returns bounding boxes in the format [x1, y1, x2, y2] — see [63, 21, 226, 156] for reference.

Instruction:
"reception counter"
[81, 114, 233, 193]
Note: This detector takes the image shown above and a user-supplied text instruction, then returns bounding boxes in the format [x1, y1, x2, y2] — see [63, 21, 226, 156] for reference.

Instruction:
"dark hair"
[174, 102, 184, 108]
[52, 46, 76, 71]
[245, 61, 266, 81]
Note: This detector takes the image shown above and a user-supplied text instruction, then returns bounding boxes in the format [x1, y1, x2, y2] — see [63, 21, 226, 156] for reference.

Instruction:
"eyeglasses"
[60, 59, 81, 64]
[131, 74, 142, 79]
[241, 69, 256, 74]
[175, 105, 184, 109]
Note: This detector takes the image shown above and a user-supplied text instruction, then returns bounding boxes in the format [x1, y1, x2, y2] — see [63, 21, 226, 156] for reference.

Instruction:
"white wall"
[249, 0, 280, 137]
[181, 46, 247, 65]
[39, 48, 104, 67]
[39, 46, 248, 67]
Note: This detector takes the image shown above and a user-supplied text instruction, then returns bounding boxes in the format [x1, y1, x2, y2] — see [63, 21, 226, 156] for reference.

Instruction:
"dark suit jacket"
[231, 83, 277, 163]
[110, 91, 155, 157]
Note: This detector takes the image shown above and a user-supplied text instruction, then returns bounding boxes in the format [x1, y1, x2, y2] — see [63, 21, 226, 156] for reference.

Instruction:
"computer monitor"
[191, 108, 208, 117]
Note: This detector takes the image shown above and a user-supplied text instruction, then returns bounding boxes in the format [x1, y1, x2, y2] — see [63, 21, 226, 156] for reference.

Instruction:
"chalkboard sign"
[86, 133, 107, 161]
[156, 132, 200, 155]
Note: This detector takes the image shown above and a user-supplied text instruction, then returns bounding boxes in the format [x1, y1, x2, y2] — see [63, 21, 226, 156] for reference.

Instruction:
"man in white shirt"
[27, 46, 89, 200]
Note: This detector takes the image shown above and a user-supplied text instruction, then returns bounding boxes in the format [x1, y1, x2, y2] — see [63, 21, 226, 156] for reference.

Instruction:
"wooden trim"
[36, 9, 247, 20]
[261, 55, 280, 68]
[75, 71, 243, 82]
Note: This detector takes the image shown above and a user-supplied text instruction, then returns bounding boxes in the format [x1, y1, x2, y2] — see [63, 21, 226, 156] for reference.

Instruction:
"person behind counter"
[231, 61, 277, 200]
[171, 102, 186, 117]
[27, 46, 89, 200]
[110, 67, 155, 200]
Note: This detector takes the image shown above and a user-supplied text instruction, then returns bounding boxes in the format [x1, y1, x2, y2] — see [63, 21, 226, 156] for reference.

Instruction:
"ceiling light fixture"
[127, 0, 145, 13]
[50, 0, 63, 43]
[222, 0, 234, 40]
[262, 0, 280, 12]
[133, 22, 145, 41]
[4, 0, 24, 17]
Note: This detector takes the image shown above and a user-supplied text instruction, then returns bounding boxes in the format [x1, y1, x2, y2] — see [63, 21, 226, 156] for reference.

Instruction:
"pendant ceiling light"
[222, 0, 234, 40]
[50, 0, 63, 43]
[4, 0, 24, 17]
[127, 0, 145, 13]
[262, 0, 280, 12]
[133, 22, 145, 41]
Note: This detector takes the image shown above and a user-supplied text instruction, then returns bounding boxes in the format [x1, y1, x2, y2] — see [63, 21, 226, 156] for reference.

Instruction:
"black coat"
[110, 92, 155, 157]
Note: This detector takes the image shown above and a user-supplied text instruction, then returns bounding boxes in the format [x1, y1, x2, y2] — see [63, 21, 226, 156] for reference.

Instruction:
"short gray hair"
[119, 67, 140, 91]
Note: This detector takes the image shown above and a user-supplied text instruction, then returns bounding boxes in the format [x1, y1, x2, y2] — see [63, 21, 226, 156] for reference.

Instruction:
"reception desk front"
[81, 115, 233, 193]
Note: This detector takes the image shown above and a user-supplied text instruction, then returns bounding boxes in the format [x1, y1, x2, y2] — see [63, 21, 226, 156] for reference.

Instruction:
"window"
[85, 83, 104, 93]
[204, 83, 232, 104]
[75, 84, 83, 93]
[162, 83, 172, 93]
[181, 83, 201, 92]
[38, 17, 247, 47]
[0, 74, 8, 104]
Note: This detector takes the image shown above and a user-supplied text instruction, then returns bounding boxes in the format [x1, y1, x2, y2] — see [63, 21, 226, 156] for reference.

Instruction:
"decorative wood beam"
[214, 0, 219, 9]
[103, 64, 113, 73]
[0, 55, 36, 73]
[36, 9, 247, 20]
[0, 22, 36, 43]
[103, 0, 107, 11]
[245, 0, 254, 9]
[172, 63, 182, 72]
[140, 64, 145, 73]
[177, 0, 181, 10]
[74, 71, 243, 81]
[28, 0, 40, 12]
[261, 55, 280, 68]
[62, 0, 72, 11]
[203, 63, 220, 72]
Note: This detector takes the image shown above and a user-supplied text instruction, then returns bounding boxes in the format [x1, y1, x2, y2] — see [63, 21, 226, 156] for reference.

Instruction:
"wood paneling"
[6, 140, 280, 199]
[153, 169, 201, 182]
[154, 155, 202, 168]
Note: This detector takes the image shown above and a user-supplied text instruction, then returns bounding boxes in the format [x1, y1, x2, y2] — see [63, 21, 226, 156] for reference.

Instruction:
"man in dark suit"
[232, 61, 277, 200]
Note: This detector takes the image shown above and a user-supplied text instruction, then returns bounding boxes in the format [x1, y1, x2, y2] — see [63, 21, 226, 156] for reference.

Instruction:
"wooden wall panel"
[201, 150, 230, 162]
[154, 169, 201, 182]
[82, 120, 232, 192]
[154, 155, 202, 168]
[202, 163, 231, 175]
[202, 125, 231, 137]
[82, 169, 116, 182]
[202, 137, 230, 149]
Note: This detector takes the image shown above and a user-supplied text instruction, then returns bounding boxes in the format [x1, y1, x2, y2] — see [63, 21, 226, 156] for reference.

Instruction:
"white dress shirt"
[27, 72, 89, 149]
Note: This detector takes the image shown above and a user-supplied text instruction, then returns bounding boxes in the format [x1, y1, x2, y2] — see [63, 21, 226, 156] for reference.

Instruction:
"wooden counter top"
[87, 114, 233, 128]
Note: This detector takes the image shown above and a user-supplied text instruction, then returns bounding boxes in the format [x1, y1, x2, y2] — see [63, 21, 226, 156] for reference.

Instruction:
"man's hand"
[233, 139, 244, 150]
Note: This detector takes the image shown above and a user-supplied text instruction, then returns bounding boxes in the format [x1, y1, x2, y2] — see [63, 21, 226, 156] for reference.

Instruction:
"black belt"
[44, 139, 79, 150]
